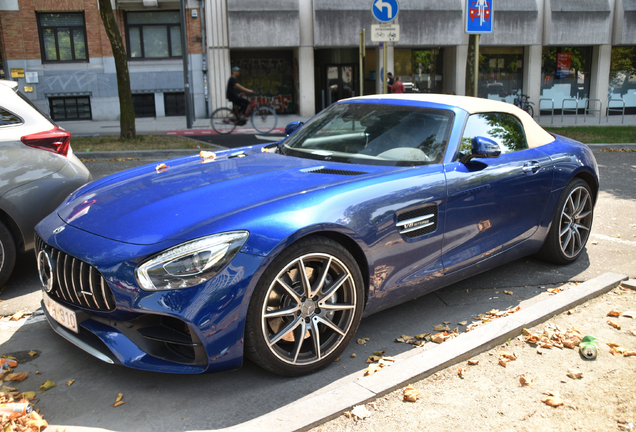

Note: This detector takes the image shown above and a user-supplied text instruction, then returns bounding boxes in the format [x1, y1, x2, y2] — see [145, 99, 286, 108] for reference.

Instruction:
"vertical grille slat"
[34, 234, 115, 312]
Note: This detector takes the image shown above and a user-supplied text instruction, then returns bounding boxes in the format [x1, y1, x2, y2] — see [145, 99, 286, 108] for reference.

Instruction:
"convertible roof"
[350, 94, 555, 148]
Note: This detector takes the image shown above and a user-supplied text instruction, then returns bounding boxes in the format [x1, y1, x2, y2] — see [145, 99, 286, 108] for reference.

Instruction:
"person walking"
[392, 76, 405, 93]
[227, 66, 254, 121]
[387, 72, 394, 93]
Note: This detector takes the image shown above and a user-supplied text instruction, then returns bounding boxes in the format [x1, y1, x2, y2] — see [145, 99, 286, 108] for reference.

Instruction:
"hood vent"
[396, 205, 438, 238]
[304, 167, 368, 176]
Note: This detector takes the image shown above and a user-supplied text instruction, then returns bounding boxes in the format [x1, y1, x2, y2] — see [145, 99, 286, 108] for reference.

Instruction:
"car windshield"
[282, 103, 453, 167]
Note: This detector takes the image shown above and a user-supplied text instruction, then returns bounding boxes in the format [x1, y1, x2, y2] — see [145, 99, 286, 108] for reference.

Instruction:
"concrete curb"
[220, 272, 627, 432]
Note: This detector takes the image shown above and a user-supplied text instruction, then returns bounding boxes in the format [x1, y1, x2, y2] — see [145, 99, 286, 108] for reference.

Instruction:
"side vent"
[396, 205, 438, 238]
[304, 167, 367, 176]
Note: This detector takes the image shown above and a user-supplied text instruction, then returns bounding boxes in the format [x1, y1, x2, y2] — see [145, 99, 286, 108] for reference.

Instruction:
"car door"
[442, 112, 554, 273]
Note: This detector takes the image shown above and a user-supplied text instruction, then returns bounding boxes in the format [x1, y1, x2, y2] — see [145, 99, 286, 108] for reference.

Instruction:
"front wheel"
[244, 236, 364, 376]
[0, 221, 16, 288]
[538, 178, 594, 264]
[251, 107, 277, 134]
[210, 107, 236, 135]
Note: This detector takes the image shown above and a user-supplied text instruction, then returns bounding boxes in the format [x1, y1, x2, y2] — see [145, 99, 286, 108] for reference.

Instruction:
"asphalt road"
[0, 145, 634, 431]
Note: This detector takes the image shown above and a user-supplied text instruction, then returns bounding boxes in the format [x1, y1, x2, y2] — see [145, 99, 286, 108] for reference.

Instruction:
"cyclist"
[227, 66, 254, 123]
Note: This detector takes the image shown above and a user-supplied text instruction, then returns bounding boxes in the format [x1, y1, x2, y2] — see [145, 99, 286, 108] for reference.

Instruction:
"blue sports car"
[35, 95, 598, 376]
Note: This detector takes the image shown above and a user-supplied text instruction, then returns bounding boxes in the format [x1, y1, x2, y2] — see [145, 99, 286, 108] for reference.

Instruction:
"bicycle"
[210, 96, 278, 134]
[513, 91, 534, 118]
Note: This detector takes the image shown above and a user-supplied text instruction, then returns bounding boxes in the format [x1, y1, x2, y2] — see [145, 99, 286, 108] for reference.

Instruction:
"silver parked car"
[0, 79, 91, 287]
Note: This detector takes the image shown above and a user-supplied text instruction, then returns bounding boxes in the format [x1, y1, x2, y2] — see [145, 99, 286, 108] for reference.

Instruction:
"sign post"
[371, 0, 399, 94]
[465, 0, 493, 97]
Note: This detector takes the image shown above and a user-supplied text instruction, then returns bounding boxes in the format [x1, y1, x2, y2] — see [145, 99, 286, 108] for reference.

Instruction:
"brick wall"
[0, 0, 200, 61]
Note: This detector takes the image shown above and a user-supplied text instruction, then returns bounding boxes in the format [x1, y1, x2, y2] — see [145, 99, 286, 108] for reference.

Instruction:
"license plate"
[43, 293, 78, 333]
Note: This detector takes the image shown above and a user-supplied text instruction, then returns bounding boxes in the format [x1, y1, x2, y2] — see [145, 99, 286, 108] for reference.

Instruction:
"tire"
[251, 106, 277, 134]
[244, 236, 364, 376]
[538, 178, 594, 264]
[0, 221, 16, 288]
[210, 107, 236, 135]
[526, 104, 534, 118]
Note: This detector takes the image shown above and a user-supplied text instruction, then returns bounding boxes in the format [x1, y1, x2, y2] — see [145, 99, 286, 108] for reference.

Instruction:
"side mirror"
[285, 121, 304, 136]
[460, 136, 501, 164]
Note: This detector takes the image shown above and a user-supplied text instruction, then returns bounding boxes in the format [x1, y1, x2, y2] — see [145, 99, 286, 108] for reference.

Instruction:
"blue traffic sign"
[466, 0, 493, 34]
[371, 0, 399, 23]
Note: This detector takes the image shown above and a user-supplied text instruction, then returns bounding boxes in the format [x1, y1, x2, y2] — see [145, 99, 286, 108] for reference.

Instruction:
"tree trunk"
[98, 0, 136, 139]
[465, 34, 478, 98]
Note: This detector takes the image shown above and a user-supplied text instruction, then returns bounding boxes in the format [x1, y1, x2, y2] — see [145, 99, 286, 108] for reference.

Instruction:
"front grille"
[304, 168, 367, 176]
[396, 205, 438, 238]
[35, 234, 116, 311]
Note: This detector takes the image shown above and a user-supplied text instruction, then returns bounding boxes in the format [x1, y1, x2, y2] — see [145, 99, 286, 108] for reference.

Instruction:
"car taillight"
[21, 127, 71, 157]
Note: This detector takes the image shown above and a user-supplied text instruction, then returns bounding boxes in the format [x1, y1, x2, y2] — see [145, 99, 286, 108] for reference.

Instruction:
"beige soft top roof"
[350, 94, 555, 148]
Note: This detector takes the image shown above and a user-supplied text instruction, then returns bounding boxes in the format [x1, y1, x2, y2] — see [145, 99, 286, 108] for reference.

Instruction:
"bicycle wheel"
[211, 107, 236, 135]
[251, 107, 277, 134]
[526, 104, 534, 118]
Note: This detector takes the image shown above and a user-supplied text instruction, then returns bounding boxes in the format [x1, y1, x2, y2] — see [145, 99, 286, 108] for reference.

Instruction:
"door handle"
[522, 161, 541, 173]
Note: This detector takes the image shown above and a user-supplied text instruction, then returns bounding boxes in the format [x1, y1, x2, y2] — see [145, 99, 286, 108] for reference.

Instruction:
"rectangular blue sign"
[466, 0, 493, 34]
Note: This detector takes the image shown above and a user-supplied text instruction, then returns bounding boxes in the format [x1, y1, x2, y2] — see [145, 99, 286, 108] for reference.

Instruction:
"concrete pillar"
[298, 0, 315, 116]
[375, 43, 395, 94]
[524, 45, 542, 113]
[444, 45, 468, 95]
[206, 0, 231, 113]
[154, 92, 165, 117]
[590, 44, 612, 118]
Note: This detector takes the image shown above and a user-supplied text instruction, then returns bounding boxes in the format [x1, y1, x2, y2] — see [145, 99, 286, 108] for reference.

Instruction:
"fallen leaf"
[467, 359, 479, 366]
[591, 241, 599, 245]
[621, 311, 635, 318]
[542, 396, 564, 407]
[403, 384, 420, 402]
[28, 351, 37, 357]
[500, 352, 517, 361]
[499, 358, 508, 367]
[199, 151, 216, 159]
[607, 342, 621, 348]
[40, 380, 56, 391]
[10, 311, 27, 321]
[457, 321, 468, 326]
[372, 351, 385, 356]
[27, 411, 48, 431]
[21, 391, 36, 400]
[457, 367, 466, 378]
[357, 338, 369, 345]
[607, 320, 621, 330]
[504, 290, 513, 295]
[630, 330, 636, 337]
[6, 372, 28, 382]
[366, 355, 381, 363]
[364, 363, 382, 376]
[624, 350, 636, 357]
[113, 401, 126, 408]
[155, 163, 169, 173]
[431, 332, 451, 344]
[350, 353, 356, 358]
[607, 310, 622, 317]
[66, 379, 76, 386]
[115, 392, 123, 403]
[567, 369, 583, 379]
[433, 324, 450, 332]
[520, 374, 533, 387]
[547, 288, 561, 294]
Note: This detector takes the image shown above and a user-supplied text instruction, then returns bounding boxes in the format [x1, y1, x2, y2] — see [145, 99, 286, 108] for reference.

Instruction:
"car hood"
[58, 147, 381, 245]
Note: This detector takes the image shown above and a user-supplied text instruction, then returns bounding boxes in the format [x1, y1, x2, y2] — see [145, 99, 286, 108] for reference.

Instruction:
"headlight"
[135, 231, 249, 291]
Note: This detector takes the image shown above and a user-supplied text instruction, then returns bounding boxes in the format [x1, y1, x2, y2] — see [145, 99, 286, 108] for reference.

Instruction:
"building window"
[164, 92, 185, 116]
[478, 47, 524, 104]
[37, 13, 88, 63]
[609, 46, 636, 115]
[126, 11, 182, 59]
[541, 47, 593, 114]
[49, 96, 92, 121]
[132, 94, 156, 118]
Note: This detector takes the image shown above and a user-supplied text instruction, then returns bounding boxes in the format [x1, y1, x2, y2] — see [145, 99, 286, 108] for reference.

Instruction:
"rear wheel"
[0, 221, 16, 288]
[526, 104, 534, 118]
[244, 236, 364, 376]
[539, 178, 594, 264]
[210, 107, 236, 135]
[251, 106, 277, 134]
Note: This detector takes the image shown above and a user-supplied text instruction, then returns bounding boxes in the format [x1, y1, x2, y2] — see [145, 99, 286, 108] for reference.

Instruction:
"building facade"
[0, 0, 206, 121]
[1, 0, 636, 121]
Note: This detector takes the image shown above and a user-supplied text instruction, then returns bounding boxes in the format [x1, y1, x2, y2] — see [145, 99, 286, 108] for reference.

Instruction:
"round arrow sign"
[371, 0, 399, 23]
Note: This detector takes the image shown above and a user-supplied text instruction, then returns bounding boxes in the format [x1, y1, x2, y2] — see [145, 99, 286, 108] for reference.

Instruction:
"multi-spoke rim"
[559, 185, 593, 259]
[260, 253, 357, 365]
